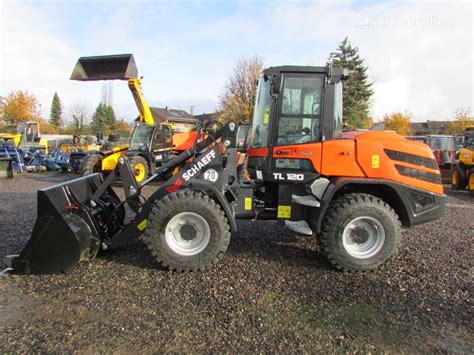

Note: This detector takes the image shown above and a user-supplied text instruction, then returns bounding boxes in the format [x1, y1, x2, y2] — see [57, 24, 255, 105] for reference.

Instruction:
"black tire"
[144, 190, 231, 272]
[451, 165, 466, 190]
[319, 193, 401, 272]
[80, 154, 102, 176]
[71, 159, 82, 174]
[129, 155, 149, 183]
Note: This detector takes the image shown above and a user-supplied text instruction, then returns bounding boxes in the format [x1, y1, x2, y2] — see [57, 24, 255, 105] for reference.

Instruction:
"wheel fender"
[311, 177, 412, 233]
[188, 179, 237, 232]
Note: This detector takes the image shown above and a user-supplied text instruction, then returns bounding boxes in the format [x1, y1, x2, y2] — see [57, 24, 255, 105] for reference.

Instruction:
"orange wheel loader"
[4, 64, 446, 275]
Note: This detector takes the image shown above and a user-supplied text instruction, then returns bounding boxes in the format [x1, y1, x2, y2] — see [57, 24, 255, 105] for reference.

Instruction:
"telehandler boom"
[72, 54, 198, 182]
[5, 64, 447, 274]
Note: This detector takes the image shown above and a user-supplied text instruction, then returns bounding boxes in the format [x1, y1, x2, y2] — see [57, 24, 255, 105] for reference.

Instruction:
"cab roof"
[263, 66, 329, 76]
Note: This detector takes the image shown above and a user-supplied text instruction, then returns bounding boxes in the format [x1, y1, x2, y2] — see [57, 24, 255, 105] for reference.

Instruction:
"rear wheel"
[80, 154, 102, 176]
[129, 155, 149, 184]
[319, 193, 401, 271]
[451, 166, 466, 190]
[468, 170, 474, 196]
[144, 190, 231, 272]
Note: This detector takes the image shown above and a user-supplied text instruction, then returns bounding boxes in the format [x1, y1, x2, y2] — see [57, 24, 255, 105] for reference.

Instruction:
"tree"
[38, 118, 60, 134]
[114, 119, 132, 136]
[70, 102, 89, 134]
[218, 55, 264, 123]
[105, 104, 116, 127]
[364, 116, 374, 129]
[49, 92, 63, 128]
[382, 112, 412, 135]
[444, 108, 474, 134]
[330, 37, 373, 129]
[0, 90, 41, 125]
[91, 102, 116, 134]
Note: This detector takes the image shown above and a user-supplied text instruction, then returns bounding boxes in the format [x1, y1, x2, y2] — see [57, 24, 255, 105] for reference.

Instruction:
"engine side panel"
[320, 140, 365, 177]
[353, 131, 444, 195]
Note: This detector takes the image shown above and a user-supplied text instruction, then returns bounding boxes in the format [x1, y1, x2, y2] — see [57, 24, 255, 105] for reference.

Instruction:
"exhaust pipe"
[70, 54, 138, 81]
[6, 174, 124, 274]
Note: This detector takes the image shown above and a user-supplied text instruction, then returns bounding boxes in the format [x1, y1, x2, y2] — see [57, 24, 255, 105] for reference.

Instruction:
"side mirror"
[270, 74, 281, 95]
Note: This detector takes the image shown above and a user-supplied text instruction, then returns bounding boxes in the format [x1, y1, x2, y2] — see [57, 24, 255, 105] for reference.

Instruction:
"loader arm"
[5, 121, 240, 274]
[128, 78, 155, 125]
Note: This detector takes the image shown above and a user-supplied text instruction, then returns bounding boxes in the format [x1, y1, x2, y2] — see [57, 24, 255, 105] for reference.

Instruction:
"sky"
[0, 0, 473, 124]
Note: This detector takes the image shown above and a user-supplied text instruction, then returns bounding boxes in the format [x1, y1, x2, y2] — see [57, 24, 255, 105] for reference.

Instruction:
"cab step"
[291, 194, 320, 207]
[284, 220, 313, 235]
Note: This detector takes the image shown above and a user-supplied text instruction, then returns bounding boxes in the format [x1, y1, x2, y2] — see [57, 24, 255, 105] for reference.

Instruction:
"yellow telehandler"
[451, 126, 474, 196]
[73, 54, 198, 183]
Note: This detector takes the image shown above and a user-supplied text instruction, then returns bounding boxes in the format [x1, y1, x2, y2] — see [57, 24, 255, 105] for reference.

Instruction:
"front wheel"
[80, 154, 102, 176]
[319, 193, 401, 271]
[129, 155, 149, 184]
[144, 190, 231, 272]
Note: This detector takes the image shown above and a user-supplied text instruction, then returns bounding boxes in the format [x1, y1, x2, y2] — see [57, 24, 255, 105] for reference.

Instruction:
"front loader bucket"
[6, 174, 124, 274]
[70, 54, 138, 81]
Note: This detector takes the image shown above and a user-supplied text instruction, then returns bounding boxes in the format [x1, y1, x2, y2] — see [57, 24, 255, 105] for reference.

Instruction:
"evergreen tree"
[91, 103, 117, 134]
[330, 38, 373, 129]
[49, 92, 63, 128]
[105, 105, 116, 127]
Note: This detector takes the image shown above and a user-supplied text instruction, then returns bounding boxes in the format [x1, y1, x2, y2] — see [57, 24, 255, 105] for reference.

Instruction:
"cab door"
[271, 73, 324, 182]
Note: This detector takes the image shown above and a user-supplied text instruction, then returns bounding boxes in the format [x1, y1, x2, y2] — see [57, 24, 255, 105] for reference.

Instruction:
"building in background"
[411, 120, 450, 135]
[194, 112, 221, 123]
[149, 107, 199, 132]
[369, 120, 451, 135]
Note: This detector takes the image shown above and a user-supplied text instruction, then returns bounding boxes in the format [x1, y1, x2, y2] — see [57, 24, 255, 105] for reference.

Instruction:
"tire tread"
[320, 193, 401, 272]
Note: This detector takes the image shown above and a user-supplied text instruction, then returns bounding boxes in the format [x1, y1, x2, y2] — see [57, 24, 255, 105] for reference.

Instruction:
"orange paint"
[247, 130, 444, 195]
[321, 140, 365, 177]
[172, 131, 199, 151]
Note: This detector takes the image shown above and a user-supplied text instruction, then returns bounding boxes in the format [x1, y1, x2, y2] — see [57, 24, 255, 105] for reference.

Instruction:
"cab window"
[277, 75, 323, 146]
[250, 78, 272, 148]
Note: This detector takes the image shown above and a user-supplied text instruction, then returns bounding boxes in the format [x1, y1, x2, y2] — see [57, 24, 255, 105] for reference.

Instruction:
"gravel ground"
[0, 172, 473, 352]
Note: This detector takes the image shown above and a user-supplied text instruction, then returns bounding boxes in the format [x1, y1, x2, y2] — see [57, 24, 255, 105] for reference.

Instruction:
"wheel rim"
[165, 212, 211, 256]
[342, 216, 385, 259]
[469, 174, 474, 190]
[452, 170, 458, 186]
[134, 162, 146, 182]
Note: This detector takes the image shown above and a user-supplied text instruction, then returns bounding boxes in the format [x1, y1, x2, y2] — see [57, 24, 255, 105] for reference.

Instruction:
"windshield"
[250, 77, 272, 148]
[130, 125, 154, 150]
[465, 128, 474, 149]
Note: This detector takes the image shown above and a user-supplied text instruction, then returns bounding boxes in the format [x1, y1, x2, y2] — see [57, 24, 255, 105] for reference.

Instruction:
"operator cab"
[17, 121, 41, 144]
[247, 65, 347, 182]
[242, 65, 348, 224]
[128, 123, 173, 172]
